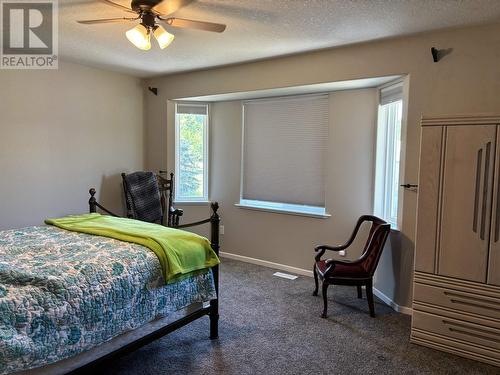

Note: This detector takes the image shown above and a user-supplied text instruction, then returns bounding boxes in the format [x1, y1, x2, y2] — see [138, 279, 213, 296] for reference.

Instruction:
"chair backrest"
[122, 171, 163, 224]
[356, 215, 391, 276]
[156, 171, 177, 227]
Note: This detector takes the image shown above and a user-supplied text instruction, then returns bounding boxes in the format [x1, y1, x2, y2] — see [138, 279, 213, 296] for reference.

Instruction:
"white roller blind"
[380, 82, 403, 105]
[176, 103, 208, 115]
[242, 94, 329, 207]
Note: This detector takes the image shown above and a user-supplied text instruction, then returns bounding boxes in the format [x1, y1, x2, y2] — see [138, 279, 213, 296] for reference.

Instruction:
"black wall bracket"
[431, 47, 453, 63]
[148, 87, 158, 95]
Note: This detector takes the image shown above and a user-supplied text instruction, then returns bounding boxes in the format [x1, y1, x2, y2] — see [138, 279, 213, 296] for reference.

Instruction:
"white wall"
[145, 22, 500, 308]
[0, 61, 144, 229]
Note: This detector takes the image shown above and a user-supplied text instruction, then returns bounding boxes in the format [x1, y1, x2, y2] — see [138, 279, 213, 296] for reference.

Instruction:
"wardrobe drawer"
[411, 328, 500, 367]
[414, 282, 500, 320]
[413, 310, 500, 351]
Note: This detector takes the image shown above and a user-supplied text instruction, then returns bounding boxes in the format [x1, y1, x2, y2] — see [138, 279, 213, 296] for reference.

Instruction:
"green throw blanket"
[45, 213, 219, 283]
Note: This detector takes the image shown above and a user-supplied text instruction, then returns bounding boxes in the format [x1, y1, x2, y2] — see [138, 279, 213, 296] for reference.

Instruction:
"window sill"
[174, 201, 211, 206]
[386, 220, 400, 232]
[235, 202, 331, 219]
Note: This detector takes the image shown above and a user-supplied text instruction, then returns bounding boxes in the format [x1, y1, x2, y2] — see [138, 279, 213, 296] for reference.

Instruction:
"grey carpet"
[99, 259, 498, 375]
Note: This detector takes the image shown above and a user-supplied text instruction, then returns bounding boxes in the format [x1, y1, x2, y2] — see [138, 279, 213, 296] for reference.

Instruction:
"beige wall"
[145, 22, 500, 308]
[211, 91, 378, 258]
[171, 90, 379, 286]
[0, 61, 144, 229]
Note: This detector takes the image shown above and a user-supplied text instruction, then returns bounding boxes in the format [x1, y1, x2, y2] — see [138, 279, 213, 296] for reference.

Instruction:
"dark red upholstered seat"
[315, 260, 369, 279]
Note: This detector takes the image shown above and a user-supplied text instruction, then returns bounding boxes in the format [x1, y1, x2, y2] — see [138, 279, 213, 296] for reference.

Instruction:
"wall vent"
[273, 272, 298, 280]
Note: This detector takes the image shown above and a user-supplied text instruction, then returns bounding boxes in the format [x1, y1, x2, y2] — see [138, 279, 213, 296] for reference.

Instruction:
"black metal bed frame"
[68, 189, 220, 374]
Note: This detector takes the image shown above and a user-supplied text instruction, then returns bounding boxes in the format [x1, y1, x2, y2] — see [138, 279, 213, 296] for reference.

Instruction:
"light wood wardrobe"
[411, 114, 500, 367]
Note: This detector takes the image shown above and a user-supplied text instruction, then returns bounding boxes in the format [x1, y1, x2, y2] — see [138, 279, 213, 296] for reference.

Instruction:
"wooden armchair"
[121, 171, 183, 227]
[313, 215, 390, 318]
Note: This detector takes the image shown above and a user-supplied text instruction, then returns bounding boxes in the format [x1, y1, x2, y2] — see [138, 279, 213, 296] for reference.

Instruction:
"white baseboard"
[219, 251, 412, 315]
[219, 251, 313, 277]
[372, 287, 412, 315]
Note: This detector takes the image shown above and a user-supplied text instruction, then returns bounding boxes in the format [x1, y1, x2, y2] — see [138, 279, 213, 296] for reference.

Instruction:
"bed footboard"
[76, 188, 221, 372]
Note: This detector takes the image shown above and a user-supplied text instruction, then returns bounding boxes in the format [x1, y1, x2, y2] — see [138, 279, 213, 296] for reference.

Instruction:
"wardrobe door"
[488, 126, 500, 286]
[415, 126, 443, 273]
[439, 125, 496, 283]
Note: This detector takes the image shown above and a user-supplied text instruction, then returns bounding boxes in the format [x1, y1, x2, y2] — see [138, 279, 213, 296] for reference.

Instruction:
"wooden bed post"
[209, 202, 220, 340]
[89, 188, 97, 213]
[88, 188, 119, 217]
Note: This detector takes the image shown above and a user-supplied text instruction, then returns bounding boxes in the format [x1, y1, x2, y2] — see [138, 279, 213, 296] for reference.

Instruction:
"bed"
[0, 190, 220, 374]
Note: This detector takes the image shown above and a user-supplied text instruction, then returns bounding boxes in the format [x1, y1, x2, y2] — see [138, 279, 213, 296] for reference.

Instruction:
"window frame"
[238, 95, 330, 218]
[174, 102, 210, 203]
[374, 83, 404, 229]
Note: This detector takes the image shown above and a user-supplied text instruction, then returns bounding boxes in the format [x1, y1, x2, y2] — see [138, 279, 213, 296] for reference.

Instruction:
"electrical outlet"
[339, 250, 346, 257]
[220, 225, 224, 235]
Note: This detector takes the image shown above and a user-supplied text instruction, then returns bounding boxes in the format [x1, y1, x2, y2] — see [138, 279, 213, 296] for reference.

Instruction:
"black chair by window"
[121, 171, 183, 227]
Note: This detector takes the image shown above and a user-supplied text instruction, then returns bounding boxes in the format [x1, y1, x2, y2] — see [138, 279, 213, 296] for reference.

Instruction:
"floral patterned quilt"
[0, 226, 216, 374]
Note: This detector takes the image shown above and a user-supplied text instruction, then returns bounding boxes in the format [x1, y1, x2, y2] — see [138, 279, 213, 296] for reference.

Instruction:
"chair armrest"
[169, 207, 184, 227]
[171, 207, 184, 216]
[315, 244, 349, 252]
[314, 244, 349, 261]
[315, 218, 367, 261]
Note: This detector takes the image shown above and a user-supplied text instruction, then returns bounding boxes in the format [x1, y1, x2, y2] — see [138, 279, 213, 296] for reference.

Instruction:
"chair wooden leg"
[357, 285, 362, 299]
[321, 281, 329, 318]
[366, 279, 375, 318]
[313, 265, 319, 296]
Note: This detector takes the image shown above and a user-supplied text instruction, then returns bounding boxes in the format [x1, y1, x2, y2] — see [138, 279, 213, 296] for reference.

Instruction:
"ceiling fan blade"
[77, 17, 138, 25]
[153, 0, 194, 16]
[99, 0, 136, 14]
[162, 17, 226, 33]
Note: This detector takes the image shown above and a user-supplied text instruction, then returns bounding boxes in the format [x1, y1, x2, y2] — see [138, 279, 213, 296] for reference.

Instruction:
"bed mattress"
[0, 226, 216, 374]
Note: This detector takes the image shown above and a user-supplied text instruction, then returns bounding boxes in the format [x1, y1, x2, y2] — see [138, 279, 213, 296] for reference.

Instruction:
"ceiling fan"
[77, 0, 227, 51]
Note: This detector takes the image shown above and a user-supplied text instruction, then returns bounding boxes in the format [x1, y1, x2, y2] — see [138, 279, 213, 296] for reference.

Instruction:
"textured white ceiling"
[60, 0, 500, 77]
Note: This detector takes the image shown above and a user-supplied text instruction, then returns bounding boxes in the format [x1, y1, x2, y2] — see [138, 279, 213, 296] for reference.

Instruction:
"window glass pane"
[389, 101, 402, 221]
[374, 96, 402, 228]
[178, 112, 206, 199]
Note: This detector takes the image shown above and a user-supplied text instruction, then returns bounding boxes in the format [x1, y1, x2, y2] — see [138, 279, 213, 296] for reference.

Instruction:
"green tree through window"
[178, 113, 205, 198]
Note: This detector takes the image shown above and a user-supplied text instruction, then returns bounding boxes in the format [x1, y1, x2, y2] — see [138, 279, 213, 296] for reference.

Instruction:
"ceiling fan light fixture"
[126, 24, 151, 50]
[153, 25, 175, 49]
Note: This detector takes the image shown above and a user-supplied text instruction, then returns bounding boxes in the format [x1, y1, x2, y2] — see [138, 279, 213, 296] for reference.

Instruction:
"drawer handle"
[443, 320, 500, 344]
[480, 142, 492, 240]
[495, 138, 500, 242]
[473, 148, 482, 234]
[449, 298, 500, 312]
[448, 328, 500, 344]
[444, 291, 500, 311]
